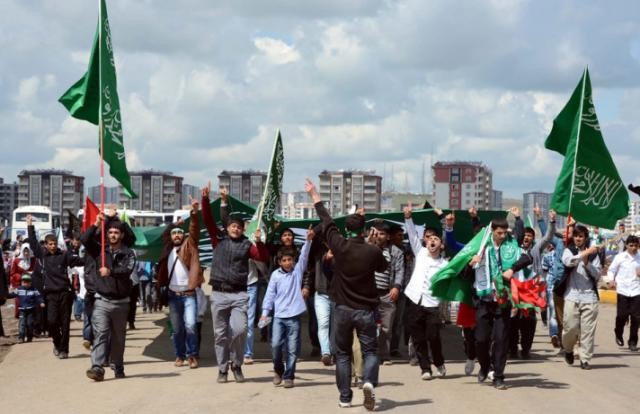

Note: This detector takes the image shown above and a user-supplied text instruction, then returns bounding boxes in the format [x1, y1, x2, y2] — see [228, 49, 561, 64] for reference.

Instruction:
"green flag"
[544, 68, 629, 229]
[59, 0, 137, 198]
[430, 226, 491, 305]
[245, 130, 284, 242]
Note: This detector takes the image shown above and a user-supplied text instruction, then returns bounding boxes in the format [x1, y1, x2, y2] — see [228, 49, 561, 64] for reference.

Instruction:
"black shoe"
[477, 370, 488, 383]
[494, 378, 507, 390]
[580, 361, 591, 370]
[508, 351, 519, 360]
[520, 351, 530, 360]
[58, 352, 69, 359]
[114, 371, 126, 379]
[217, 371, 228, 383]
[86, 367, 105, 382]
[128, 322, 136, 330]
[390, 350, 401, 358]
[231, 365, 245, 383]
[629, 343, 639, 352]
[564, 351, 574, 366]
[53, 347, 60, 357]
[615, 333, 624, 347]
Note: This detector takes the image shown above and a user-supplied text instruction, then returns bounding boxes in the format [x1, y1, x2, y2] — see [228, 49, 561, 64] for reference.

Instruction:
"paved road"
[0, 302, 637, 413]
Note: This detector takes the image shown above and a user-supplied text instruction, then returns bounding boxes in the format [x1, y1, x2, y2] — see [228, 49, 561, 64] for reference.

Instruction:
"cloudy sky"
[1, 0, 639, 199]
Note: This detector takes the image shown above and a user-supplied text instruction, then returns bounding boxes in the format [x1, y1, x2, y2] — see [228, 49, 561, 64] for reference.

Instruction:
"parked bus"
[11, 206, 61, 242]
[77, 208, 176, 228]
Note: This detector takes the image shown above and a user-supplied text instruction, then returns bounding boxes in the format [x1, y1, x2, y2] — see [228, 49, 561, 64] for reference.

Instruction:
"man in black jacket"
[26, 215, 83, 359]
[305, 179, 387, 411]
[82, 213, 136, 381]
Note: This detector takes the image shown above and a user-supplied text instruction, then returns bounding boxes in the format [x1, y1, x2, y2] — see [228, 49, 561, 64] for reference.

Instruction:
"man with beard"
[83, 213, 136, 380]
[403, 202, 448, 380]
[157, 197, 203, 368]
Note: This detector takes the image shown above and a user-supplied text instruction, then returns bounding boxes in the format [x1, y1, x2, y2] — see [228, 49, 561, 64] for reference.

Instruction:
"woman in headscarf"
[10, 243, 36, 318]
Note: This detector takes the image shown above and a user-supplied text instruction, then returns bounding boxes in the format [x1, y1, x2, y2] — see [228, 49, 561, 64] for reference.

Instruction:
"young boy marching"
[260, 227, 314, 388]
[8, 274, 45, 342]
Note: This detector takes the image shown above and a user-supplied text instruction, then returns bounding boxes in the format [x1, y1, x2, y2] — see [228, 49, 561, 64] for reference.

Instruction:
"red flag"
[510, 278, 547, 313]
[82, 197, 100, 232]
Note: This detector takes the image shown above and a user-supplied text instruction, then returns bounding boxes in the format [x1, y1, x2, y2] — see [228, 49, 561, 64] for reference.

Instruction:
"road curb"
[599, 289, 616, 304]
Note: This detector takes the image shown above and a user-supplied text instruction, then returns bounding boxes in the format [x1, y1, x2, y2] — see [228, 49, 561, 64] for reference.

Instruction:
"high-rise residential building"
[281, 191, 316, 219]
[88, 185, 119, 205]
[0, 178, 19, 225]
[17, 169, 84, 218]
[432, 161, 492, 210]
[522, 191, 566, 229]
[318, 170, 382, 215]
[491, 190, 503, 211]
[218, 170, 267, 206]
[118, 170, 183, 212]
[181, 184, 201, 208]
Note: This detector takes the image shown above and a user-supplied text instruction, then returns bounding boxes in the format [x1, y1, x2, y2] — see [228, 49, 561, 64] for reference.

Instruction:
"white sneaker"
[464, 359, 475, 376]
[436, 365, 447, 378]
[362, 382, 376, 411]
[487, 370, 495, 381]
[338, 401, 351, 408]
[421, 371, 433, 380]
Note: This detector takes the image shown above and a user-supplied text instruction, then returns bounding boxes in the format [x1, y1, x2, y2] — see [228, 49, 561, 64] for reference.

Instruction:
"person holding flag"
[468, 218, 532, 389]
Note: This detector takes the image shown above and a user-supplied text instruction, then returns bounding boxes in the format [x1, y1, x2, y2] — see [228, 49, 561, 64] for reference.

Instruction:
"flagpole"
[567, 67, 588, 216]
[99, 0, 105, 268]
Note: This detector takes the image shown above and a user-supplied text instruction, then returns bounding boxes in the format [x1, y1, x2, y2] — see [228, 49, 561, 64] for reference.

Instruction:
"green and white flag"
[545, 68, 629, 229]
[59, 0, 137, 198]
[431, 226, 491, 305]
[245, 130, 284, 242]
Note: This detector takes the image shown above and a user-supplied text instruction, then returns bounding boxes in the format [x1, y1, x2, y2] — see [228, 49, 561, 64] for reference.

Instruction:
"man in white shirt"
[607, 235, 640, 352]
[403, 203, 448, 380]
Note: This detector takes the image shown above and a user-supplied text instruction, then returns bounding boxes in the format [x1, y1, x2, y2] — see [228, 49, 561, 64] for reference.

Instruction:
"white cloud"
[253, 37, 301, 65]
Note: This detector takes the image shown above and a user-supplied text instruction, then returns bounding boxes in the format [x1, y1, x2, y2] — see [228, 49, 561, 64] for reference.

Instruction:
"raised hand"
[533, 203, 542, 218]
[26, 214, 33, 227]
[548, 209, 556, 221]
[219, 185, 228, 202]
[468, 207, 477, 218]
[189, 195, 199, 212]
[306, 225, 315, 241]
[445, 212, 455, 228]
[509, 206, 520, 217]
[201, 181, 211, 199]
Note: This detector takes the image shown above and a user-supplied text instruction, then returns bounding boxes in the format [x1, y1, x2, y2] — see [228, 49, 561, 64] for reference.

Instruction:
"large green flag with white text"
[59, 0, 136, 198]
[245, 130, 285, 241]
[544, 68, 628, 229]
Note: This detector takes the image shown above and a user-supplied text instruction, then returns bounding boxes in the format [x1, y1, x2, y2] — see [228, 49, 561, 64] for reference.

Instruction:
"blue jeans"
[244, 283, 258, 358]
[272, 316, 302, 380]
[547, 283, 559, 337]
[333, 304, 379, 403]
[168, 291, 198, 359]
[314, 292, 333, 356]
[19, 308, 35, 339]
[83, 296, 95, 342]
[74, 297, 84, 320]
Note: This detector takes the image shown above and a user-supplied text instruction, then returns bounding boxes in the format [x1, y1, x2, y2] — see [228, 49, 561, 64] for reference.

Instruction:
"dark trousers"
[46, 291, 75, 353]
[128, 284, 139, 325]
[19, 308, 36, 340]
[306, 295, 320, 350]
[406, 300, 444, 372]
[463, 327, 477, 360]
[509, 310, 537, 355]
[333, 304, 379, 404]
[616, 294, 640, 346]
[475, 301, 511, 381]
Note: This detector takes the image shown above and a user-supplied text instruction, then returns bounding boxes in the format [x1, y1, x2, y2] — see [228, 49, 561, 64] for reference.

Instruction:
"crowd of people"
[0, 179, 639, 410]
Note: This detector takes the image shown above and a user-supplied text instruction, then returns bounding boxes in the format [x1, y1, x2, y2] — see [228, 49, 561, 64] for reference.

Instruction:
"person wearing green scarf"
[470, 217, 532, 390]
